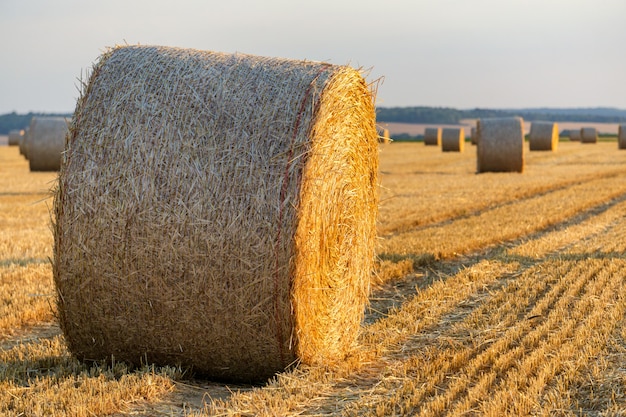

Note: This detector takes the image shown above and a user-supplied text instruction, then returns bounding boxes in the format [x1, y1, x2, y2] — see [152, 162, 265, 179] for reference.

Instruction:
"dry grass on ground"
[1, 141, 625, 416]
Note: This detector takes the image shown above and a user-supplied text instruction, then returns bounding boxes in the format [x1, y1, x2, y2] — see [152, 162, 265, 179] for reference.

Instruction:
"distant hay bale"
[619, 124, 626, 150]
[380, 128, 390, 144]
[470, 127, 477, 145]
[53, 45, 379, 382]
[569, 129, 581, 141]
[476, 117, 525, 173]
[529, 121, 559, 151]
[424, 127, 441, 146]
[19, 127, 29, 157]
[27, 117, 68, 171]
[580, 127, 598, 144]
[8, 129, 22, 146]
[441, 127, 464, 152]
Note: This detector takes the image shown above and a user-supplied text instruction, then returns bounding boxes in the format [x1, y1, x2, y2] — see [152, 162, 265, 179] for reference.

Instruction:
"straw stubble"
[53, 45, 379, 382]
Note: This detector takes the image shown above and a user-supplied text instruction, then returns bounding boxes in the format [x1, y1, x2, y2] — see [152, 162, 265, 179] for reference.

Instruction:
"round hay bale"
[423, 127, 441, 146]
[476, 117, 524, 173]
[19, 127, 29, 157]
[28, 117, 68, 171]
[53, 45, 379, 382]
[580, 127, 598, 144]
[441, 127, 465, 152]
[380, 128, 390, 144]
[619, 124, 626, 150]
[569, 129, 581, 141]
[470, 126, 477, 145]
[8, 129, 22, 146]
[528, 121, 558, 151]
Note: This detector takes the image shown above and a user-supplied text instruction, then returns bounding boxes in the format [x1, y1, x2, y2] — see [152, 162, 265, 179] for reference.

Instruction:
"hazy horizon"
[1, 0, 625, 114]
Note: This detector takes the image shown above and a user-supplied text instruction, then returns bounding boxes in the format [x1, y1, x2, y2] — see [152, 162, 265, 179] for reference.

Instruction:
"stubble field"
[1, 139, 625, 416]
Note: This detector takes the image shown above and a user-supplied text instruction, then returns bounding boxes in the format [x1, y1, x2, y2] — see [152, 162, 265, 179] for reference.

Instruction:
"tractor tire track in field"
[379, 171, 626, 259]
[369, 186, 626, 325]
[311, 257, 626, 416]
[379, 167, 626, 238]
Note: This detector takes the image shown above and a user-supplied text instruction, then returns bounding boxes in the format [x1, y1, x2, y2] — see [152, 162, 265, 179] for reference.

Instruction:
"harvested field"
[1, 141, 626, 415]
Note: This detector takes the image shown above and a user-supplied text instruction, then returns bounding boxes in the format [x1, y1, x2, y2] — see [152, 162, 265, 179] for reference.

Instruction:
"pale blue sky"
[1, 0, 625, 114]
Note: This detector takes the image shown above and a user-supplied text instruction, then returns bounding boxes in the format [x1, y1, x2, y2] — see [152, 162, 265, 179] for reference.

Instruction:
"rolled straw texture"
[619, 124, 626, 150]
[441, 127, 464, 152]
[423, 127, 441, 146]
[580, 127, 598, 144]
[569, 129, 581, 141]
[28, 117, 68, 171]
[8, 129, 22, 146]
[53, 45, 379, 382]
[470, 127, 477, 145]
[476, 117, 525, 173]
[529, 121, 559, 151]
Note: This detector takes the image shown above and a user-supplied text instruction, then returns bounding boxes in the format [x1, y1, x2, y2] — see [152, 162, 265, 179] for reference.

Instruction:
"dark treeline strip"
[3, 107, 625, 135]
[0, 112, 72, 134]
[376, 106, 626, 124]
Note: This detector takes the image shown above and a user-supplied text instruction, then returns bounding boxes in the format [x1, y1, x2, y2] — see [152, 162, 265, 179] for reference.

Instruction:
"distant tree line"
[3, 106, 625, 135]
[376, 106, 626, 124]
[0, 112, 72, 134]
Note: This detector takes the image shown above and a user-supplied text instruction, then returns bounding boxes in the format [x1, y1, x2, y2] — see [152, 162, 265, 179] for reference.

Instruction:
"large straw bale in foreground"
[619, 124, 626, 149]
[424, 127, 441, 146]
[529, 121, 558, 151]
[8, 129, 22, 146]
[476, 117, 524, 173]
[28, 117, 68, 171]
[580, 127, 598, 144]
[53, 45, 379, 382]
[441, 127, 464, 152]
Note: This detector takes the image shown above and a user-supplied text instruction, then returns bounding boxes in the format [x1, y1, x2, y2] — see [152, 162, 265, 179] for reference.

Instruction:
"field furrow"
[334, 259, 596, 416]
[380, 173, 626, 259]
[378, 142, 626, 236]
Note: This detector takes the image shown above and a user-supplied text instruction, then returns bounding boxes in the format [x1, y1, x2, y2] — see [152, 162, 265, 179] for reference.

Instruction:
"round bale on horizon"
[424, 127, 441, 146]
[529, 121, 559, 151]
[580, 127, 598, 144]
[380, 128, 390, 144]
[476, 117, 525, 173]
[618, 124, 626, 149]
[441, 127, 464, 152]
[19, 127, 29, 157]
[8, 129, 23, 146]
[28, 117, 68, 171]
